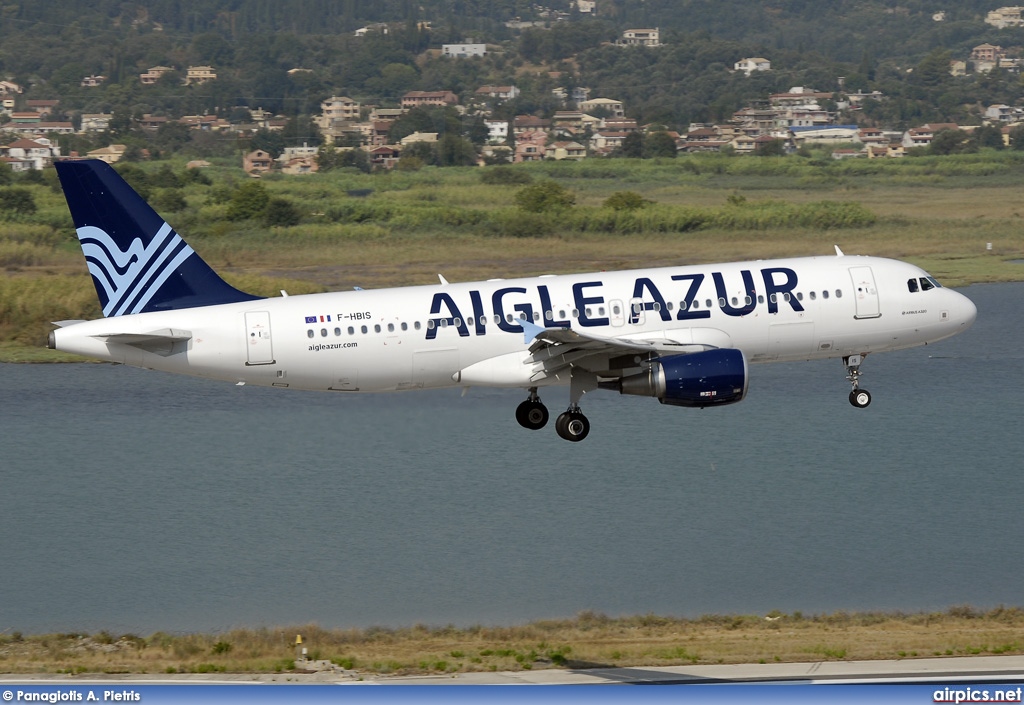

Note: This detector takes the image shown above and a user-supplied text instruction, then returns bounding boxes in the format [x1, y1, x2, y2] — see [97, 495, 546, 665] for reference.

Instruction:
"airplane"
[49, 159, 977, 442]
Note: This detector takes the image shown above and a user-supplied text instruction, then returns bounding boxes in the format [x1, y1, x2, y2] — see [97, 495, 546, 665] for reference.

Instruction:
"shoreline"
[3, 607, 1024, 677]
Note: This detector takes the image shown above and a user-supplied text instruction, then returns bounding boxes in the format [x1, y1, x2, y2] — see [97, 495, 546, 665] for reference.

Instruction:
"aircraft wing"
[519, 319, 729, 382]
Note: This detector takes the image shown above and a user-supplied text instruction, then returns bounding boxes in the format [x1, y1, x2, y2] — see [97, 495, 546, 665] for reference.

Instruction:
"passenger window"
[908, 278, 919, 293]
[730, 297, 737, 306]
[745, 296, 752, 305]
[425, 321, 434, 330]
[809, 291, 817, 301]
[401, 322, 408, 331]
[653, 302, 662, 312]
[705, 299, 712, 308]
[545, 310, 553, 321]
[572, 309, 579, 318]
[414, 321, 422, 330]
[691, 300, 699, 309]
[453, 318, 461, 327]
[757, 295, 764, 304]
[835, 289, 842, 298]
[796, 292, 803, 301]
[612, 304, 621, 315]
[769, 294, 777, 303]
[560, 309, 567, 318]
[822, 290, 829, 300]
[348, 326, 355, 335]
[533, 311, 541, 321]
[439, 320, 447, 328]
[666, 301, 674, 311]
[320, 328, 327, 337]
[334, 327, 341, 336]
[599, 306, 606, 316]
[783, 293, 791, 302]
[307, 330, 314, 339]
[387, 323, 395, 332]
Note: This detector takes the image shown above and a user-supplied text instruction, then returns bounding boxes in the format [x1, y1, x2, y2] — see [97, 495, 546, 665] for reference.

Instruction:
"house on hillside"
[185, 66, 217, 85]
[545, 141, 586, 160]
[244, 149, 274, 175]
[401, 91, 458, 109]
[619, 29, 660, 47]
[140, 66, 175, 85]
[579, 98, 624, 118]
[734, 57, 771, 75]
[442, 43, 486, 58]
[986, 6, 1024, 28]
[475, 85, 520, 101]
[3, 137, 60, 169]
[901, 123, 959, 149]
[86, 144, 127, 164]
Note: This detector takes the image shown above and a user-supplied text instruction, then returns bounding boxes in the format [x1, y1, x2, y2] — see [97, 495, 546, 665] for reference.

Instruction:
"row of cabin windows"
[304, 289, 846, 338]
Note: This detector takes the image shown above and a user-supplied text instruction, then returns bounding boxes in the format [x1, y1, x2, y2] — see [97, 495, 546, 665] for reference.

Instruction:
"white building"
[735, 57, 771, 76]
[619, 29, 660, 47]
[442, 43, 487, 58]
[579, 98, 625, 118]
[484, 119, 510, 143]
[4, 137, 60, 170]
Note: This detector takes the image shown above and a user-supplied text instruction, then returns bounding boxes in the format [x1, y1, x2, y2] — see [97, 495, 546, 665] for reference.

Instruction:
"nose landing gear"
[845, 354, 872, 408]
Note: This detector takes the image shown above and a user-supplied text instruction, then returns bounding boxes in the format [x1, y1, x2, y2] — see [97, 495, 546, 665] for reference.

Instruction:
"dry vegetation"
[2, 607, 1023, 676]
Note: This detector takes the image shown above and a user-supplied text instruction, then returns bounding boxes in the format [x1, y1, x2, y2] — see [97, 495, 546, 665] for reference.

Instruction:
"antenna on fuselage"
[834, 245, 846, 257]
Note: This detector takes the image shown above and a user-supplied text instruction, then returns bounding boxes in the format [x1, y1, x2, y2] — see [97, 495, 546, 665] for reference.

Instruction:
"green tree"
[618, 132, 643, 158]
[249, 129, 286, 158]
[151, 188, 187, 212]
[1010, 124, 1024, 150]
[436, 133, 478, 166]
[514, 180, 576, 213]
[755, 139, 786, 156]
[969, 124, 1004, 150]
[226, 181, 269, 221]
[604, 191, 651, 210]
[929, 129, 969, 155]
[0, 187, 36, 215]
[643, 131, 678, 158]
[263, 197, 301, 227]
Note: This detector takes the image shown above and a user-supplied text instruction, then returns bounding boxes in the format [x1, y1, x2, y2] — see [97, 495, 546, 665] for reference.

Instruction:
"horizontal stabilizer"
[93, 328, 192, 357]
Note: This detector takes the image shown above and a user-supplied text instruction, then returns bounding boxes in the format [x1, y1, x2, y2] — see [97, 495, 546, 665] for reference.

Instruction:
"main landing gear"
[515, 374, 595, 442]
[515, 388, 549, 430]
[844, 354, 872, 408]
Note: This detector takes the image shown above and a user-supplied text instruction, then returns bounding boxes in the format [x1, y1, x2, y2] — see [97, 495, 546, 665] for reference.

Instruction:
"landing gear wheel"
[555, 410, 590, 442]
[515, 399, 549, 430]
[849, 389, 872, 408]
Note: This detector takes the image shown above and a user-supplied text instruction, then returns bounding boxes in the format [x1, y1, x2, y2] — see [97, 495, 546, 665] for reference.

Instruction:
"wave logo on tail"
[78, 222, 195, 317]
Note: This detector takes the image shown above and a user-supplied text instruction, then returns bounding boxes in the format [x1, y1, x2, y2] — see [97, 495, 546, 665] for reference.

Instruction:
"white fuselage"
[51, 255, 977, 393]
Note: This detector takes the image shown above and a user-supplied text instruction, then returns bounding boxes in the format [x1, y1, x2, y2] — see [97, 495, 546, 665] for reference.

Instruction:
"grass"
[2, 607, 1024, 676]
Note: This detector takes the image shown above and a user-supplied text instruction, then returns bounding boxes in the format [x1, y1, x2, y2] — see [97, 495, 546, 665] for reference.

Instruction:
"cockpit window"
[920, 277, 935, 291]
[908, 278, 919, 293]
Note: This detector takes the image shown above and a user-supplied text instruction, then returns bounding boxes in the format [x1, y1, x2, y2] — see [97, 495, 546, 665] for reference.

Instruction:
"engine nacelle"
[607, 349, 748, 408]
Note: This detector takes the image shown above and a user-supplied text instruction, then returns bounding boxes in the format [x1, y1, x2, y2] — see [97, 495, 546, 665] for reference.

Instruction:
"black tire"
[556, 411, 590, 442]
[515, 399, 549, 430]
[849, 389, 872, 408]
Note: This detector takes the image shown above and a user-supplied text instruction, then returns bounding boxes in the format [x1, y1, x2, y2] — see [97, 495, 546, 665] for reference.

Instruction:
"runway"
[3, 655, 1024, 685]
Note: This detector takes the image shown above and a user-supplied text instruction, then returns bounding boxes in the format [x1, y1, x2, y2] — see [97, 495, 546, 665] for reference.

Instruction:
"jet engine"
[602, 349, 748, 407]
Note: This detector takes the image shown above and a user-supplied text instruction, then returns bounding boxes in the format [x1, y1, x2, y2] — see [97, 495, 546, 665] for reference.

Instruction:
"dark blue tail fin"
[55, 159, 260, 316]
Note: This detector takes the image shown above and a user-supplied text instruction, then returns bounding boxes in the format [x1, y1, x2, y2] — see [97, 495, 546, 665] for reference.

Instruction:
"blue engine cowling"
[613, 349, 748, 408]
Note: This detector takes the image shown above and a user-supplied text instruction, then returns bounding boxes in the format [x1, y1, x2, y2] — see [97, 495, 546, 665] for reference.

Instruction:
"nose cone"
[954, 289, 977, 330]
